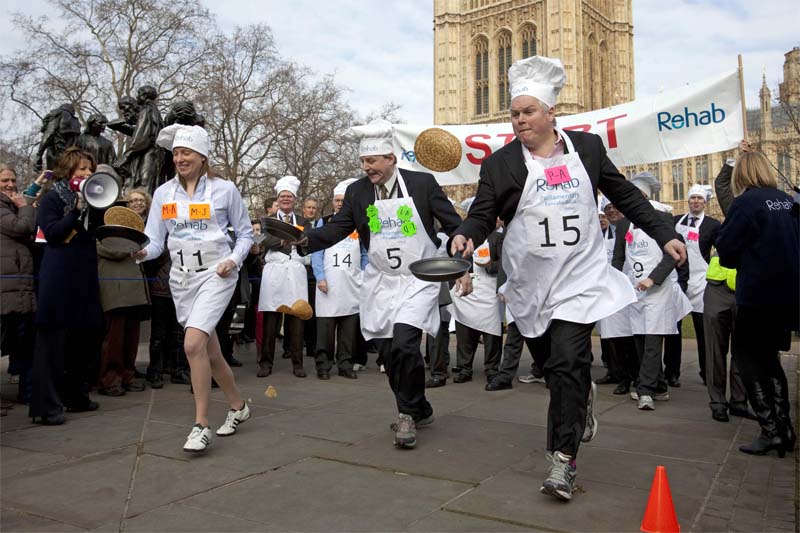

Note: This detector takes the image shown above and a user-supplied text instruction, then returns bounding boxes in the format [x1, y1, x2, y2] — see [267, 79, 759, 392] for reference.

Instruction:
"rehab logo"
[657, 103, 725, 131]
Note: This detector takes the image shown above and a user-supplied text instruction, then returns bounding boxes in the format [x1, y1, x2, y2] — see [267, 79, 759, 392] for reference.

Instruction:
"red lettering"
[465, 134, 492, 165]
[496, 133, 516, 146]
[597, 114, 627, 149]
[563, 123, 591, 133]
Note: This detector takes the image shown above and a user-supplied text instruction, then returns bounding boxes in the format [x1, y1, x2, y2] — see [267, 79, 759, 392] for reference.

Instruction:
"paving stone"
[0, 508, 84, 532]
[695, 515, 729, 532]
[106, 503, 286, 532]
[181, 457, 471, 532]
[0, 446, 68, 479]
[406, 509, 539, 532]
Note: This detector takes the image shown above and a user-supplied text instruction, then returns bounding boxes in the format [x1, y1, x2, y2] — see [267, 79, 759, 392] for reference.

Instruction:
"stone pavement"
[1, 337, 797, 532]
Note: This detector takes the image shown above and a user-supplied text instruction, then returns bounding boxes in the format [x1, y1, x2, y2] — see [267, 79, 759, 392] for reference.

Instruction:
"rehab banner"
[393, 70, 744, 185]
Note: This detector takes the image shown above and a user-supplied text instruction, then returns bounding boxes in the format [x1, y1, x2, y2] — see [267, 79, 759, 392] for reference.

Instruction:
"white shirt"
[141, 176, 254, 268]
[374, 167, 399, 200]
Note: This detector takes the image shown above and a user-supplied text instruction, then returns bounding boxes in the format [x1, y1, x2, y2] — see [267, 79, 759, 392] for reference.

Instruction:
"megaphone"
[81, 171, 120, 210]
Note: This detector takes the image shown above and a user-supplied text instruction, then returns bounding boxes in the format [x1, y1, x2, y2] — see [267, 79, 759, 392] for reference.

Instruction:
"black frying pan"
[409, 257, 471, 282]
[262, 217, 304, 241]
[96, 225, 150, 253]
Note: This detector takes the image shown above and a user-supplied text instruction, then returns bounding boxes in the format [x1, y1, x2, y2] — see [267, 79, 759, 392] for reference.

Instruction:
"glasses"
[129, 199, 146, 204]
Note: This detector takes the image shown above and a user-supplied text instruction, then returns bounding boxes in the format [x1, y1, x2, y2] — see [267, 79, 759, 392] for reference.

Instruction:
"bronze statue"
[107, 97, 139, 137]
[34, 104, 81, 171]
[77, 114, 116, 166]
[114, 86, 165, 194]
[161, 100, 207, 184]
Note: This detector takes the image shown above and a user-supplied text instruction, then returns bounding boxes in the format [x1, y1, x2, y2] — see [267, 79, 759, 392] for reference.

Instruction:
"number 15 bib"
[501, 129, 635, 338]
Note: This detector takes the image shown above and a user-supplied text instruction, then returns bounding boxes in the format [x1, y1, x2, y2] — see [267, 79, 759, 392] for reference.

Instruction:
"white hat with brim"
[688, 184, 713, 202]
[275, 175, 301, 197]
[333, 178, 357, 197]
[630, 172, 661, 197]
[346, 119, 394, 157]
[508, 56, 566, 108]
[156, 124, 209, 158]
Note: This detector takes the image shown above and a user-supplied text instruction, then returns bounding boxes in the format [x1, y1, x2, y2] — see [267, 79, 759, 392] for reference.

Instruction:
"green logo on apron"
[368, 217, 382, 234]
[401, 220, 417, 237]
[366, 204, 378, 218]
[396, 205, 413, 221]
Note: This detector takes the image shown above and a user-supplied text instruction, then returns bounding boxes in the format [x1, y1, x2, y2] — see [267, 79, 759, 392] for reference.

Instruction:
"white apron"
[502, 128, 635, 338]
[258, 212, 308, 312]
[675, 213, 708, 313]
[597, 225, 633, 339]
[360, 174, 439, 340]
[450, 239, 502, 336]
[315, 229, 362, 317]
[165, 177, 238, 333]
[625, 216, 693, 335]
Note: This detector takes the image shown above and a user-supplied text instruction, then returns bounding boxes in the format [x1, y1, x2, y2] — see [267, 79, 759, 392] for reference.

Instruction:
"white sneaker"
[654, 391, 670, 401]
[518, 374, 545, 384]
[216, 403, 250, 436]
[379, 364, 386, 373]
[630, 390, 639, 401]
[581, 381, 598, 443]
[183, 424, 212, 452]
[638, 395, 655, 410]
[353, 364, 367, 372]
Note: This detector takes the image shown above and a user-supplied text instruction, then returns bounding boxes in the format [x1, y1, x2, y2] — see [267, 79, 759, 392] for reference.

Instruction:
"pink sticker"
[625, 231, 633, 244]
[687, 231, 699, 242]
[544, 165, 572, 186]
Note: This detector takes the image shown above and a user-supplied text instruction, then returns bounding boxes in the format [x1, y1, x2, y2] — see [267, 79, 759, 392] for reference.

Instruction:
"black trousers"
[304, 280, 317, 356]
[215, 292, 240, 365]
[0, 312, 35, 401]
[315, 314, 358, 372]
[426, 322, 451, 379]
[634, 334, 668, 396]
[375, 323, 432, 421]
[30, 326, 100, 418]
[495, 321, 543, 384]
[664, 312, 706, 381]
[524, 320, 594, 458]
[147, 296, 187, 376]
[454, 321, 501, 378]
[352, 329, 369, 366]
[703, 282, 747, 408]
[260, 311, 304, 369]
[243, 280, 260, 339]
[607, 336, 639, 385]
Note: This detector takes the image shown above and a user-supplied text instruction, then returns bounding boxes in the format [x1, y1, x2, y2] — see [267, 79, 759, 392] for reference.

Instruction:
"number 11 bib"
[501, 129, 635, 338]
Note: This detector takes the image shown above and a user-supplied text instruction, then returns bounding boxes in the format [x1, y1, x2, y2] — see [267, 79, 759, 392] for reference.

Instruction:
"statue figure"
[34, 103, 81, 171]
[77, 113, 116, 166]
[161, 100, 207, 184]
[114, 86, 165, 194]
[107, 97, 139, 137]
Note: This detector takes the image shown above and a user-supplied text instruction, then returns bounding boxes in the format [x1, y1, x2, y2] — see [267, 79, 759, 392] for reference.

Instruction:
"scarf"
[52, 179, 77, 211]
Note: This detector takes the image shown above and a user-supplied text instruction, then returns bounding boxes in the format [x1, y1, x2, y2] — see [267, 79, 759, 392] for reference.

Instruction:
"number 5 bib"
[501, 128, 635, 338]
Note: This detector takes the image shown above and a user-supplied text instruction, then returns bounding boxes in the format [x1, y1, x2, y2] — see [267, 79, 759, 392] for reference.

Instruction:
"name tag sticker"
[625, 231, 633, 244]
[477, 247, 490, 258]
[687, 231, 699, 242]
[161, 202, 177, 219]
[544, 165, 572, 186]
[189, 203, 210, 220]
[295, 225, 304, 231]
[348, 230, 359, 240]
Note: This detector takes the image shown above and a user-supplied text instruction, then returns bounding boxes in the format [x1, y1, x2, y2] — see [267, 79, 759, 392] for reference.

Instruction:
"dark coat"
[453, 131, 678, 249]
[35, 190, 102, 328]
[672, 212, 720, 264]
[0, 194, 36, 314]
[304, 168, 462, 253]
[612, 213, 690, 291]
[97, 242, 150, 312]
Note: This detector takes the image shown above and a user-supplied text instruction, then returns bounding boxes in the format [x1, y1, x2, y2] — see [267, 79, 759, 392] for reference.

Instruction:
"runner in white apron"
[138, 123, 252, 454]
[502, 128, 635, 338]
[360, 174, 439, 341]
[597, 207, 633, 340]
[258, 211, 308, 313]
[675, 212, 708, 313]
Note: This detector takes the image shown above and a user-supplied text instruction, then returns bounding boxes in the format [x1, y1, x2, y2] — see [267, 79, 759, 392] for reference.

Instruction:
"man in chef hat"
[450, 56, 686, 501]
[257, 175, 311, 378]
[294, 118, 470, 449]
[663, 183, 720, 388]
[310, 178, 366, 380]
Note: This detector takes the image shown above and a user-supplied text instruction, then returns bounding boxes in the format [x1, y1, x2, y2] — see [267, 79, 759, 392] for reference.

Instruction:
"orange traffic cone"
[640, 466, 680, 533]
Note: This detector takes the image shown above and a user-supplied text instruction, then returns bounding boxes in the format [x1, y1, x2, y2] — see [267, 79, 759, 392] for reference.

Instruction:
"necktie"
[283, 213, 291, 224]
[689, 216, 697, 228]
[381, 185, 390, 200]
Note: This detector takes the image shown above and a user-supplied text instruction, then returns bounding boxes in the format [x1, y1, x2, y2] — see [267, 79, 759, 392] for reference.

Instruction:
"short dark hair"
[263, 196, 277, 212]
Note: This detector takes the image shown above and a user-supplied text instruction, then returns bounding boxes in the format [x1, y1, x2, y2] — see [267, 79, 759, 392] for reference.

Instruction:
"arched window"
[521, 25, 536, 58]
[474, 38, 489, 116]
[584, 34, 599, 110]
[678, 162, 684, 199]
[598, 41, 608, 107]
[497, 31, 512, 111]
[672, 163, 679, 200]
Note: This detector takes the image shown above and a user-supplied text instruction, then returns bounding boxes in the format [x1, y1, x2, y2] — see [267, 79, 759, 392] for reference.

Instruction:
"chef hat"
[687, 184, 713, 202]
[156, 124, 209, 158]
[460, 196, 475, 212]
[346, 119, 394, 157]
[630, 171, 661, 197]
[275, 175, 301, 197]
[508, 56, 567, 108]
[333, 178, 357, 197]
[598, 194, 611, 212]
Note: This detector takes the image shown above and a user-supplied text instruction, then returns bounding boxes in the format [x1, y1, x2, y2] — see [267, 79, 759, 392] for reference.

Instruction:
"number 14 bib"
[501, 129, 635, 338]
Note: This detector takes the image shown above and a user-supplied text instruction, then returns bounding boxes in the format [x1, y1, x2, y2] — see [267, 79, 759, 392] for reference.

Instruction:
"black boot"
[770, 375, 796, 453]
[739, 379, 786, 458]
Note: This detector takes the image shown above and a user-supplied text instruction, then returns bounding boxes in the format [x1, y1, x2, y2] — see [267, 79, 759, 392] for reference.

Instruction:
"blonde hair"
[732, 151, 778, 196]
[125, 188, 152, 212]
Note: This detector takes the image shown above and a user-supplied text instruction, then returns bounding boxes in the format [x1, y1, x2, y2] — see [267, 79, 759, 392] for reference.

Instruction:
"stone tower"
[432, 0, 634, 125]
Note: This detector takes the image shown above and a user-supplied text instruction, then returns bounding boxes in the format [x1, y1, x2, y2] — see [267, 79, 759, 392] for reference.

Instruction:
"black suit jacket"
[453, 130, 678, 249]
[672, 212, 721, 264]
[303, 168, 462, 253]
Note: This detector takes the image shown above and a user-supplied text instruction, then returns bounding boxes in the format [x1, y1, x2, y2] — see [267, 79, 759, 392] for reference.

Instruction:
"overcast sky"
[0, 0, 796, 125]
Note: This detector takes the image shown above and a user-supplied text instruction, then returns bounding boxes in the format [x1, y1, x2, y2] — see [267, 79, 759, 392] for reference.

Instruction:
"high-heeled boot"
[739, 379, 786, 458]
[770, 374, 796, 452]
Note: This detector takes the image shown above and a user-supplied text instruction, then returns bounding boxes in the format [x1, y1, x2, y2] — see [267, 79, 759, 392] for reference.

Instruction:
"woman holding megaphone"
[30, 147, 102, 425]
[133, 125, 253, 453]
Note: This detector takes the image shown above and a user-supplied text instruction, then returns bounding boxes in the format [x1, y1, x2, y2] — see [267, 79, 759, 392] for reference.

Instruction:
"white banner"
[393, 70, 744, 185]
